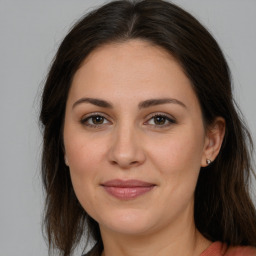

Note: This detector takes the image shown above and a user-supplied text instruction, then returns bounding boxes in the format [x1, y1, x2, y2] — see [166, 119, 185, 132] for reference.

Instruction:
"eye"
[81, 113, 110, 128]
[146, 113, 176, 128]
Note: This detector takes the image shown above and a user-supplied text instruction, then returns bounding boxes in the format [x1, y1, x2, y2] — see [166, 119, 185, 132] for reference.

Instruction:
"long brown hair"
[39, 0, 256, 255]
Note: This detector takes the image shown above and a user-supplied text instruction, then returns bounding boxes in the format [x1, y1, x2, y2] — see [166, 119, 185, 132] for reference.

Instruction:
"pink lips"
[101, 179, 155, 200]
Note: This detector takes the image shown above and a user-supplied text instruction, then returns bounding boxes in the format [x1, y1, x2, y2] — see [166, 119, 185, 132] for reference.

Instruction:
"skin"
[63, 40, 225, 256]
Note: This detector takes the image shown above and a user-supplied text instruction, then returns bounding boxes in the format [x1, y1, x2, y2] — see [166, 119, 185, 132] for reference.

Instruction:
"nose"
[107, 124, 146, 169]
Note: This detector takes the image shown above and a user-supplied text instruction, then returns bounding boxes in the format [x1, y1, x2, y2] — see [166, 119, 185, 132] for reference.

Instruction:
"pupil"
[92, 116, 104, 124]
[154, 116, 165, 125]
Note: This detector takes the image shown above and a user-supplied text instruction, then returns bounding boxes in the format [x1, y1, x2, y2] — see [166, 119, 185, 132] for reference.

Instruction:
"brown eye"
[81, 114, 110, 127]
[154, 116, 166, 125]
[92, 116, 104, 124]
[146, 113, 176, 128]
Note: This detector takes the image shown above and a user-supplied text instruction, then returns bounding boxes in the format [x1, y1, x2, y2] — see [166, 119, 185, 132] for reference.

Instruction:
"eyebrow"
[72, 97, 186, 109]
[72, 97, 113, 109]
[138, 98, 186, 109]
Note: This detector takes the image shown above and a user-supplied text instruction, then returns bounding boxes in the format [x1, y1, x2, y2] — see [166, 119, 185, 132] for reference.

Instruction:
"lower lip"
[102, 186, 155, 200]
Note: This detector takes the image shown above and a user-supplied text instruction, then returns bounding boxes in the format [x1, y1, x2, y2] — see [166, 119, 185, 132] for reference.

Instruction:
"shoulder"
[201, 242, 256, 256]
[81, 243, 102, 256]
[225, 245, 256, 256]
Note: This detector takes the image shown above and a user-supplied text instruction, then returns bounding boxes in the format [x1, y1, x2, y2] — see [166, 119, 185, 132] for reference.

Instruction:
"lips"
[101, 179, 156, 200]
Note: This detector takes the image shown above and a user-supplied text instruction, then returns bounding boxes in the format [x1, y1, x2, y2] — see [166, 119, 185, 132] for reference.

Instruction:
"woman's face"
[63, 40, 212, 236]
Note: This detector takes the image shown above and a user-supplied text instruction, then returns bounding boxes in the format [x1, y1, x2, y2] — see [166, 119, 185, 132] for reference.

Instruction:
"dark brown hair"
[39, 0, 256, 255]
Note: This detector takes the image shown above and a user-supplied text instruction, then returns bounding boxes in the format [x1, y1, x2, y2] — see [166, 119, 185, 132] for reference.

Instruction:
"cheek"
[65, 132, 107, 173]
[148, 126, 205, 197]
[64, 134, 106, 203]
[66, 142, 103, 218]
[152, 132, 204, 210]
[152, 130, 204, 173]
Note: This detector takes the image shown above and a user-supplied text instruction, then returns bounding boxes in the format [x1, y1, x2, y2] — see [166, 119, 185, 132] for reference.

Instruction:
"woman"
[39, 0, 256, 255]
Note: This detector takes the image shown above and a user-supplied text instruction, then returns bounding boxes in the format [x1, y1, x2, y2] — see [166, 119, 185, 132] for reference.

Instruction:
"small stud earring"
[206, 159, 212, 165]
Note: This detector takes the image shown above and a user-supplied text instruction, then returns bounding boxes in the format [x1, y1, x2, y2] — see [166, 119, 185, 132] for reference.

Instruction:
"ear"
[64, 155, 69, 166]
[201, 117, 226, 167]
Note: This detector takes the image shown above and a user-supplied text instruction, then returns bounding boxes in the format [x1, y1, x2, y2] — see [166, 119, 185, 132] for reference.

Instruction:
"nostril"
[110, 160, 118, 165]
[109, 159, 139, 168]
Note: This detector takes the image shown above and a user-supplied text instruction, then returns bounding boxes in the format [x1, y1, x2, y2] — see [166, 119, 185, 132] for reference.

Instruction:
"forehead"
[69, 39, 198, 109]
[76, 40, 184, 86]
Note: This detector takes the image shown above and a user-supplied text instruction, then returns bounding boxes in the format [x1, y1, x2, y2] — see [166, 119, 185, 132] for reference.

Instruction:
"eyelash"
[80, 112, 176, 129]
[80, 112, 110, 128]
[145, 113, 176, 128]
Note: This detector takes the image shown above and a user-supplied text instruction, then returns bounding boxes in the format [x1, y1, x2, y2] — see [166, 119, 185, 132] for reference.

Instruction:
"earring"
[206, 159, 212, 165]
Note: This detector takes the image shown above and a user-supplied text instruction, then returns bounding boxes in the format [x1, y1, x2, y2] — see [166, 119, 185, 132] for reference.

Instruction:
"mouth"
[101, 179, 156, 200]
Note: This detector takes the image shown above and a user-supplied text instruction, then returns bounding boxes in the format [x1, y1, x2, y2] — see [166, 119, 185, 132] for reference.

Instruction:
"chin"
[97, 208, 156, 235]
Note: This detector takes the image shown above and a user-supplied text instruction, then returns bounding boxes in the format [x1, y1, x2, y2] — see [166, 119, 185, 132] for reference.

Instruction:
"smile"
[101, 179, 156, 200]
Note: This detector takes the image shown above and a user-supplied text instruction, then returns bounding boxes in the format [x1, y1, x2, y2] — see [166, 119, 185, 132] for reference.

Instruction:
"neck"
[100, 212, 211, 256]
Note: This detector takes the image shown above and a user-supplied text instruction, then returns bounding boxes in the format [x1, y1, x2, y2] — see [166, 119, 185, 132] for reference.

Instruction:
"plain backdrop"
[0, 1, 255, 255]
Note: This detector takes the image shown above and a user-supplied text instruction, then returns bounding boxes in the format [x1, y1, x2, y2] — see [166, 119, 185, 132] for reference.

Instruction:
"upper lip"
[101, 179, 155, 187]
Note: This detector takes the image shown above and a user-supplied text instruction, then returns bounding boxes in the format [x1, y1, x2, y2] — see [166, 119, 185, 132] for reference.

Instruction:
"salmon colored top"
[200, 242, 256, 256]
[83, 241, 256, 256]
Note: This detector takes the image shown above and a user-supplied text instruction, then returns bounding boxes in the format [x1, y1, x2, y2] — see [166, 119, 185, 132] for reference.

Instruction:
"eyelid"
[80, 112, 112, 126]
[80, 111, 176, 129]
[146, 112, 176, 121]
[144, 112, 176, 127]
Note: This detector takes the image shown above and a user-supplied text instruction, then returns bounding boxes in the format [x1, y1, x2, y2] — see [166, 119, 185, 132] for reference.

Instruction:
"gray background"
[0, 0, 255, 255]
